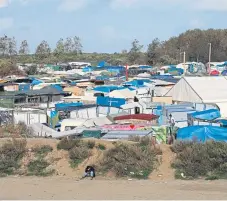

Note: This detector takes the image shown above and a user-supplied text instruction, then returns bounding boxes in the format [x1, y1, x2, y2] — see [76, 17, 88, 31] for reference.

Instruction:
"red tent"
[210, 70, 220, 76]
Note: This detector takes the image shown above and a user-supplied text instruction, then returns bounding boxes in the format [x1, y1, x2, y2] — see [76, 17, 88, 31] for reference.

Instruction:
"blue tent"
[98, 61, 106, 67]
[93, 86, 122, 93]
[177, 126, 227, 142]
[31, 79, 43, 86]
[189, 109, 221, 121]
[221, 70, 227, 76]
[123, 80, 144, 87]
[97, 96, 125, 108]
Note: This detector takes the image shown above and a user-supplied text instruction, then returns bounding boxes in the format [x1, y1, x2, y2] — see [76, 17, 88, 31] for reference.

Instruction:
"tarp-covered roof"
[189, 109, 221, 121]
[109, 88, 135, 99]
[177, 125, 227, 142]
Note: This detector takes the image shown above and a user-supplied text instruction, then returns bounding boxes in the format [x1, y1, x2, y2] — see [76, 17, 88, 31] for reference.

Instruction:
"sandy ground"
[1, 177, 227, 200]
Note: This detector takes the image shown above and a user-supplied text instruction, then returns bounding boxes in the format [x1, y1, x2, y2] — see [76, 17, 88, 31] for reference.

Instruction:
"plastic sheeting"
[55, 102, 83, 111]
[189, 109, 221, 121]
[96, 96, 126, 108]
[177, 125, 227, 142]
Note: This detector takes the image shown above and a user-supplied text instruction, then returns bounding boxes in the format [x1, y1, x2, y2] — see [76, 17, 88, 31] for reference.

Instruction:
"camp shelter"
[63, 86, 84, 96]
[177, 125, 227, 142]
[165, 77, 227, 117]
[109, 88, 135, 99]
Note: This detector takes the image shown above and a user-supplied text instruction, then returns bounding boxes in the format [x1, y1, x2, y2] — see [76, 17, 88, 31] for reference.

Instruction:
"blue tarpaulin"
[55, 102, 83, 111]
[19, 84, 31, 92]
[31, 79, 43, 86]
[177, 126, 227, 142]
[97, 96, 125, 108]
[189, 109, 221, 121]
[123, 80, 144, 87]
[94, 86, 123, 93]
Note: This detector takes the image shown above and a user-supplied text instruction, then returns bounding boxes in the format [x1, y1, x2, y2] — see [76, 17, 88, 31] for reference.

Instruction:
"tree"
[8, 37, 17, 56]
[128, 39, 143, 64]
[54, 38, 65, 60]
[73, 36, 83, 54]
[19, 40, 29, 55]
[0, 60, 24, 77]
[147, 38, 161, 65]
[0, 35, 8, 56]
[35, 40, 51, 60]
[25, 65, 38, 75]
[64, 37, 74, 53]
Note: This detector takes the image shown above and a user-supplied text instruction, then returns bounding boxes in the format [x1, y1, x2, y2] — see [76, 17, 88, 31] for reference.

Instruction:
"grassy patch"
[0, 138, 27, 176]
[99, 143, 160, 179]
[69, 146, 91, 168]
[57, 138, 92, 168]
[172, 140, 227, 180]
[97, 143, 106, 150]
[87, 140, 95, 149]
[27, 158, 55, 176]
[32, 145, 53, 157]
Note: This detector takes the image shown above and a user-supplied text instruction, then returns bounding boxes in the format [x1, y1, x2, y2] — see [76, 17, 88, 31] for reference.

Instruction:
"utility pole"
[208, 43, 212, 74]
[180, 51, 186, 76]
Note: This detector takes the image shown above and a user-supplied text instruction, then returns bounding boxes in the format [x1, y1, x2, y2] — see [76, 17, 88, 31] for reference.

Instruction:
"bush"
[57, 138, 81, 150]
[0, 139, 27, 176]
[32, 145, 53, 157]
[172, 140, 227, 179]
[97, 144, 106, 150]
[69, 146, 91, 168]
[87, 140, 95, 149]
[27, 158, 54, 176]
[99, 143, 159, 179]
[128, 135, 141, 142]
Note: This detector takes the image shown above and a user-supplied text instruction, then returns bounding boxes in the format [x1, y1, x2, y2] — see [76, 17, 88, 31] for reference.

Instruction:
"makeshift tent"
[189, 109, 221, 121]
[210, 70, 220, 76]
[221, 70, 227, 76]
[93, 86, 122, 93]
[96, 96, 125, 108]
[165, 77, 227, 117]
[177, 125, 227, 142]
[55, 102, 83, 111]
[109, 88, 135, 99]
[82, 130, 102, 138]
[63, 86, 84, 96]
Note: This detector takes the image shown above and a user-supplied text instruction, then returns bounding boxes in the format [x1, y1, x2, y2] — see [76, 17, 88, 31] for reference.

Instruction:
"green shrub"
[57, 138, 81, 150]
[0, 139, 27, 176]
[97, 144, 106, 150]
[27, 158, 54, 176]
[87, 140, 95, 149]
[99, 143, 159, 179]
[69, 146, 90, 168]
[32, 145, 53, 157]
[172, 140, 227, 179]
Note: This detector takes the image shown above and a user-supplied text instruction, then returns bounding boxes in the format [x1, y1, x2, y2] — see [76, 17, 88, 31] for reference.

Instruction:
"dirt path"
[149, 144, 175, 180]
[1, 177, 227, 200]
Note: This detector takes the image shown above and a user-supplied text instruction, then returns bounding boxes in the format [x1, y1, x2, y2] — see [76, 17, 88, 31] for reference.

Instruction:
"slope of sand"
[2, 138, 227, 199]
[1, 177, 227, 199]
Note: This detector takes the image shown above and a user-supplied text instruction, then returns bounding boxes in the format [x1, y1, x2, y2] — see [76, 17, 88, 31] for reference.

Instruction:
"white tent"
[109, 88, 135, 99]
[165, 76, 227, 117]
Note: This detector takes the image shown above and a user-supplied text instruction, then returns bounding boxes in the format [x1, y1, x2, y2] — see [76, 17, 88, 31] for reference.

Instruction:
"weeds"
[27, 158, 54, 176]
[97, 144, 106, 150]
[87, 140, 95, 149]
[99, 143, 160, 179]
[32, 145, 53, 157]
[69, 146, 91, 168]
[57, 138, 92, 168]
[0, 138, 27, 176]
[172, 140, 227, 180]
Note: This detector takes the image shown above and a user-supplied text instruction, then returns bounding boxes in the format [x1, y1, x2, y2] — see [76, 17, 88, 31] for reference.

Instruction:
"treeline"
[0, 29, 227, 67]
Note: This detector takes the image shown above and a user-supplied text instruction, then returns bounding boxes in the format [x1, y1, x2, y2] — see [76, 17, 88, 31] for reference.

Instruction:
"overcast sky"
[0, 0, 227, 53]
